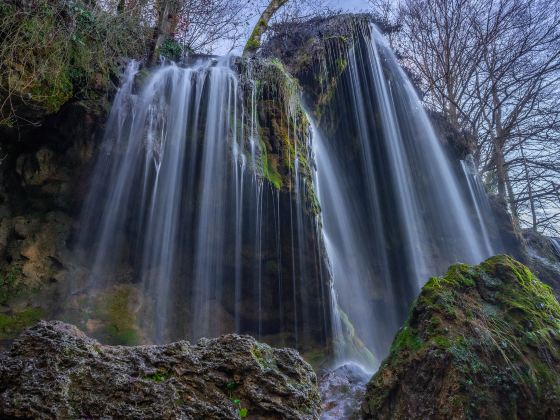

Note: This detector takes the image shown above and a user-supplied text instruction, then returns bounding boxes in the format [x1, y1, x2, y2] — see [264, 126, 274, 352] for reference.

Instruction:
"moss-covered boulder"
[362, 255, 560, 419]
[0, 320, 321, 419]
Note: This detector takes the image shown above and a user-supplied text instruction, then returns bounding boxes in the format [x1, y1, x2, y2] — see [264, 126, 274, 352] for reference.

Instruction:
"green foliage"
[0, 0, 149, 126]
[226, 380, 248, 418]
[159, 38, 183, 61]
[144, 370, 168, 382]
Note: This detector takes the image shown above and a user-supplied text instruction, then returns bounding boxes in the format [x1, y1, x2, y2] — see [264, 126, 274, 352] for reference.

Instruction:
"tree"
[398, 0, 483, 129]
[149, 0, 181, 65]
[244, 0, 288, 56]
[471, 0, 560, 211]
[148, 0, 250, 63]
[394, 0, 560, 234]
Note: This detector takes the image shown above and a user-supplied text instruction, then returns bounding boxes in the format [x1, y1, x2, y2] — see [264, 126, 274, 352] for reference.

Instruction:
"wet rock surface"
[362, 255, 560, 419]
[319, 363, 370, 419]
[0, 321, 321, 419]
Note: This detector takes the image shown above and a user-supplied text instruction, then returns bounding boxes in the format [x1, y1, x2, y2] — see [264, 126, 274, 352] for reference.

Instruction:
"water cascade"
[309, 24, 497, 364]
[551, 238, 560, 258]
[460, 155, 502, 256]
[75, 57, 331, 349]
[73, 20, 500, 370]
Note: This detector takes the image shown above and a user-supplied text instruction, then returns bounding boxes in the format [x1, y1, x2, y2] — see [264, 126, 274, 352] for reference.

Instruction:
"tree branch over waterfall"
[244, 0, 288, 56]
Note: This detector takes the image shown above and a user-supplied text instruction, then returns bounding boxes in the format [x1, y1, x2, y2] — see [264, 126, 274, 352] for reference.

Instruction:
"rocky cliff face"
[0, 320, 321, 419]
[361, 255, 560, 419]
[0, 55, 333, 358]
[0, 101, 106, 347]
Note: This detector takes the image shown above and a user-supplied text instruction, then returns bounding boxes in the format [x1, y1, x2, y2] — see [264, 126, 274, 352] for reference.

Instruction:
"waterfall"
[309, 24, 497, 365]
[551, 238, 560, 259]
[460, 155, 501, 256]
[76, 57, 331, 348]
[74, 20, 500, 370]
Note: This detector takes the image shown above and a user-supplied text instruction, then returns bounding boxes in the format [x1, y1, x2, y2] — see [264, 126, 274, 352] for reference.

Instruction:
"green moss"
[144, 369, 169, 382]
[0, 307, 44, 339]
[0, 265, 23, 304]
[245, 36, 261, 51]
[249, 58, 320, 216]
[259, 139, 283, 189]
[337, 309, 378, 368]
[369, 255, 560, 416]
[251, 343, 276, 370]
[245, 18, 267, 52]
[93, 285, 140, 345]
[390, 326, 423, 354]
[420, 278, 458, 318]
[432, 335, 451, 349]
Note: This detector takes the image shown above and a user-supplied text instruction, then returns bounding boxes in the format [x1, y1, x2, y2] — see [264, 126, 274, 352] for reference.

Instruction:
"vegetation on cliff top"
[0, 0, 148, 126]
[243, 57, 320, 215]
[363, 255, 560, 419]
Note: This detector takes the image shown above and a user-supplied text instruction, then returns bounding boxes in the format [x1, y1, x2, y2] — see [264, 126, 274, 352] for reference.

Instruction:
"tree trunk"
[491, 83, 507, 201]
[243, 0, 289, 56]
[520, 145, 537, 230]
[149, 0, 180, 66]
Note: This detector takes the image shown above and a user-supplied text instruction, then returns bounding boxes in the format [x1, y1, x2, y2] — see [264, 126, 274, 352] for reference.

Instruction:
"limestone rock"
[0, 320, 321, 419]
[362, 255, 560, 419]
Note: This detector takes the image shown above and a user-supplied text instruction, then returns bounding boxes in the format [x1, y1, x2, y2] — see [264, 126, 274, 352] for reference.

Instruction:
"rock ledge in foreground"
[0, 321, 320, 419]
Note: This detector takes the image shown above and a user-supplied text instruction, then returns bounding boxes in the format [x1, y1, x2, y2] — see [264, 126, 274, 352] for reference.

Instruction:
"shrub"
[0, 0, 150, 126]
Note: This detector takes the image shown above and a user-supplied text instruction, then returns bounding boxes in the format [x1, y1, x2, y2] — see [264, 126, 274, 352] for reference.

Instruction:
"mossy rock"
[0, 307, 44, 340]
[336, 309, 378, 369]
[362, 255, 560, 419]
[81, 284, 142, 346]
[0, 264, 24, 305]
[239, 57, 321, 216]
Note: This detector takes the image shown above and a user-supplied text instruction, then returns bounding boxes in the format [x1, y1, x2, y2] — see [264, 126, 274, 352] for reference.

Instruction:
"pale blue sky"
[326, 0, 371, 11]
[219, 0, 373, 54]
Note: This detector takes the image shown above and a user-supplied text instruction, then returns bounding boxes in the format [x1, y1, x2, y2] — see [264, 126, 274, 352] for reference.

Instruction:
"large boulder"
[0, 321, 321, 419]
[362, 255, 560, 419]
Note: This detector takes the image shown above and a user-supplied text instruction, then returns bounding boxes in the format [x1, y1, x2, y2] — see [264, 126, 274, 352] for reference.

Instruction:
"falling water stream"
[75, 22, 500, 375]
[310, 24, 497, 366]
[77, 57, 330, 348]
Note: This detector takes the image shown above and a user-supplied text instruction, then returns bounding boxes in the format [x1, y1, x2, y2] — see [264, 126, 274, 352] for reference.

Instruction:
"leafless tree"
[243, 0, 333, 56]
[394, 0, 560, 234]
[148, 0, 250, 62]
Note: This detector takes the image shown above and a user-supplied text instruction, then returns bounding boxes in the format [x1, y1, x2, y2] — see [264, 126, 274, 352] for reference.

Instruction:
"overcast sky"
[221, 0, 373, 54]
[325, 0, 371, 10]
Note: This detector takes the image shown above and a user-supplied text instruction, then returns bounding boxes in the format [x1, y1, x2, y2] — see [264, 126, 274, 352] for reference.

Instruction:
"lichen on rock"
[0, 320, 322, 419]
[362, 255, 560, 419]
